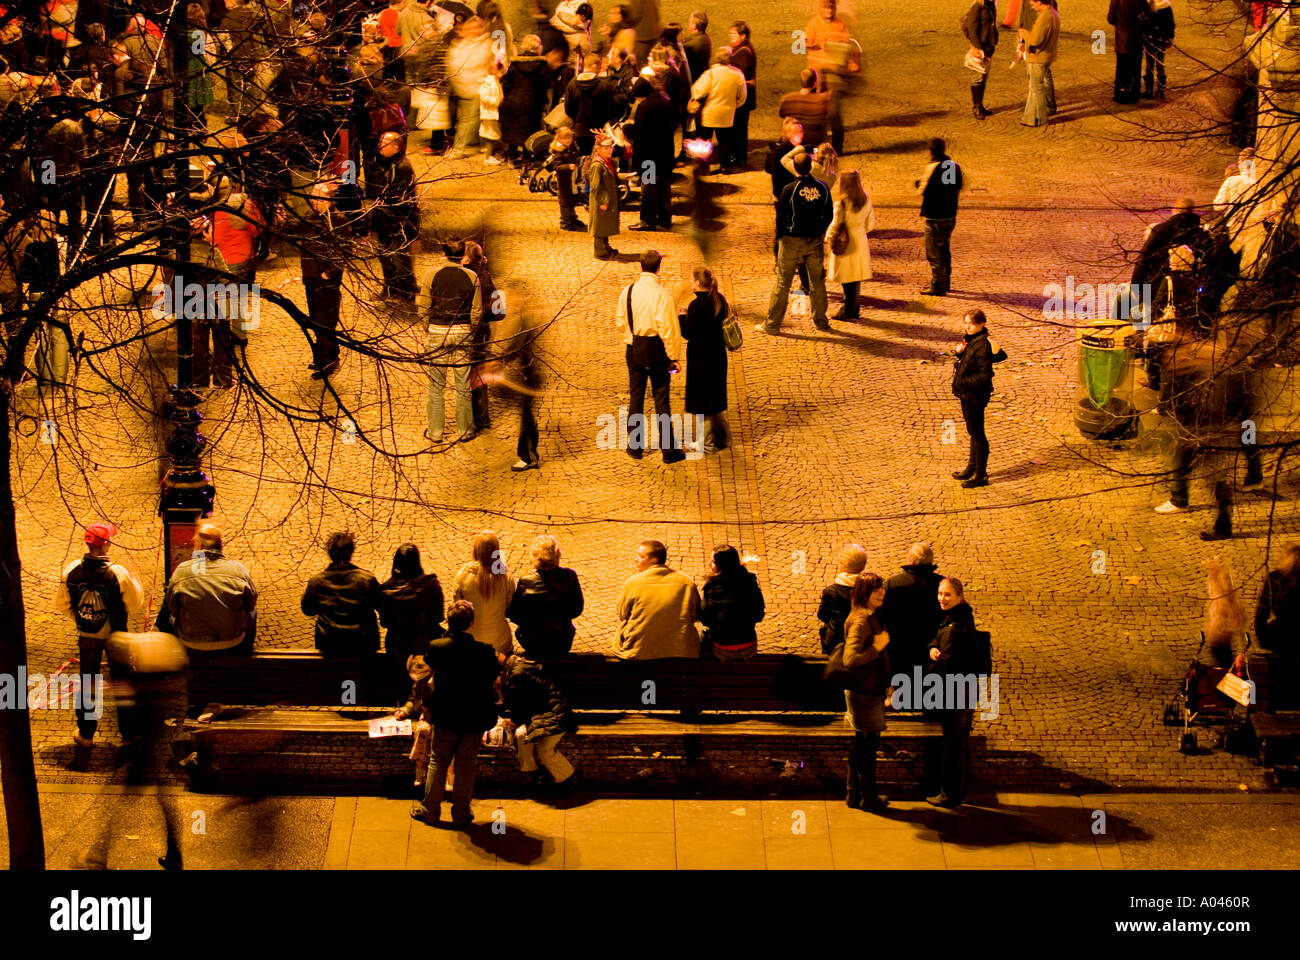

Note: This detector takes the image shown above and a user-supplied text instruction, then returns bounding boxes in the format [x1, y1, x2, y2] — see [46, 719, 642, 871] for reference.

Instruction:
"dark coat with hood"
[301, 561, 381, 655]
[499, 654, 578, 740]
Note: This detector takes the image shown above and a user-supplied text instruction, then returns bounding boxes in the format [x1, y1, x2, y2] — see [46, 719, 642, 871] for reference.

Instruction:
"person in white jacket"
[689, 48, 746, 172]
[827, 169, 876, 320]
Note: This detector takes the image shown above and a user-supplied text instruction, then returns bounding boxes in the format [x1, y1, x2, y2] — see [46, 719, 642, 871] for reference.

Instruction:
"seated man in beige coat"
[613, 540, 702, 659]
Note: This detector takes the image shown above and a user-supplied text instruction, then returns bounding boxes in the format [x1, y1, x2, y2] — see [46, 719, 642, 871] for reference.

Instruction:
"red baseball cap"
[84, 522, 118, 547]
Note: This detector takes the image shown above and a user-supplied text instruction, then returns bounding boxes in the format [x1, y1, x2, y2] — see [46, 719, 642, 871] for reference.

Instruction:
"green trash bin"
[1075, 320, 1139, 440]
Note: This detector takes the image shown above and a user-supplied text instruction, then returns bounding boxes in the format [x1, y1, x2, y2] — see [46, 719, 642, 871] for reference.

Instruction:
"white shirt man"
[614, 257, 683, 360]
[614, 249, 687, 462]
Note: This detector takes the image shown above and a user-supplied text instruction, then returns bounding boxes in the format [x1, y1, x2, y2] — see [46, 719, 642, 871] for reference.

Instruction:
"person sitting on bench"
[301, 531, 382, 658]
[612, 539, 702, 659]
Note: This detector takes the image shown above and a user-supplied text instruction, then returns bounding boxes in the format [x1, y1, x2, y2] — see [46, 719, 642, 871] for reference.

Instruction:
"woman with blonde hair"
[678, 266, 730, 454]
[507, 534, 585, 658]
[828, 168, 876, 320]
[453, 531, 516, 653]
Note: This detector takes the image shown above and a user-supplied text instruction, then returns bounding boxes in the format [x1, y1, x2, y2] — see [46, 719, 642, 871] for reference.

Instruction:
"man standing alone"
[616, 250, 687, 463]
[1108, 0, 1145, 104]
[917, 138, 962, 297]
[761, 152, 833, 333]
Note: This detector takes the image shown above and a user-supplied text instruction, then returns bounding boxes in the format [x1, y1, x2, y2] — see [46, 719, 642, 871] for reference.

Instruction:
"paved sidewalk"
[10, 785, 1298, 869]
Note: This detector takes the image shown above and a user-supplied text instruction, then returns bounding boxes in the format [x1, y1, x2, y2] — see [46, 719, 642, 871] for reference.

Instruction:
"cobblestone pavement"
[8, 1, 1297, 791]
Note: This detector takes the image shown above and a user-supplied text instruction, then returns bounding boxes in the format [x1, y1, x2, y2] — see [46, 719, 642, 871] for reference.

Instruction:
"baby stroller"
[520, 129, 559, 194]
[1163, 631, 1253, 754]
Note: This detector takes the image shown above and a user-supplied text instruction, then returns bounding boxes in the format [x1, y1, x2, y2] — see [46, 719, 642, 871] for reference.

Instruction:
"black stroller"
[1163, 631, 1253, 754]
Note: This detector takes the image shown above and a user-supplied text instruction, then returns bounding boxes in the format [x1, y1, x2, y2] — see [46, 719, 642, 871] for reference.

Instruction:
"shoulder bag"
[823, 641, 872, 692]
[721, 297, 743, 352]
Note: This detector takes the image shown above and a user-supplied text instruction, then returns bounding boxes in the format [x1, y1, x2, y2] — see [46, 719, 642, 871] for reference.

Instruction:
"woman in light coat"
[827, 169, 875, 320]
[689, 48, 746, 170]
[453, 530, 517, 654]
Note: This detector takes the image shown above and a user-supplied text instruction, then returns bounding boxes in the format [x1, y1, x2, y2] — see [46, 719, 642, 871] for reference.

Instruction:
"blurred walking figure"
[1256, 544, 1300, 658]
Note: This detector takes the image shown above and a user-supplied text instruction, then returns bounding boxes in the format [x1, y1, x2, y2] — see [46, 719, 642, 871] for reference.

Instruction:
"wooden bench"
[1247, 653, 1300, 775]
[181, 651, 949, 790]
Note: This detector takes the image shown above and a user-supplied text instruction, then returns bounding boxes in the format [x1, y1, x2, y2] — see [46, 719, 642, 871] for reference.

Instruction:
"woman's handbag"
[963, 47, 989, 75]
[721, 302, 743, 352]
[823, 642, 871, 692]
[830, 220, 850, 256]
[1148, 275, 1179, 344]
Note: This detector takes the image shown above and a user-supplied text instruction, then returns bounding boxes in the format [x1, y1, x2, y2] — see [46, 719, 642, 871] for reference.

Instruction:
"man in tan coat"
[613, 540, 701, 659]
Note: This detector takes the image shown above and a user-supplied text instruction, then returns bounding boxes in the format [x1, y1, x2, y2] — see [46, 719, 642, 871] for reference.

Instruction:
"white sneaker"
[485, 155, 504, 165]
[1154, 500, 1187, 514]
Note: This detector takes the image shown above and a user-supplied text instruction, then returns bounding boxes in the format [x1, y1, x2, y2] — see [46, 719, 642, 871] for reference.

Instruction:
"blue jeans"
[427, 324, 475, 439]
[1023, 62, 1050, 126]
[419, 728, 480, 822]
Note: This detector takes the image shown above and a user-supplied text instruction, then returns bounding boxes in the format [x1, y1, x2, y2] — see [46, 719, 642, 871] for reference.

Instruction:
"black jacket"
[963, 0, 999, 58]
[881, 563, 943, 661]
[765, 137, 800, 199]
[625, 90, 678, 170]
[1150, 270, 1211, 338]
[817, 580, 853, 654]
[928, 602, 981, 676]
[1255, 570, 1300, 658]
[301, 561, 381, 655]
[501, 56, 552, 147]
[1108, 0, 1146, 55]
[506, 566, 584, 659]
[680, 291, 728, 415]
[919, 154, 962, 220]
[564, 74, 617, 136]
[499, 655, 577, 740]
[423, 630, 501, 734]
[378, 573, 444, 663]
[370, 154, 418, 239]
[952, 327, 1006, 401]
[64, 554, 128, 639]
[776, 174, 833, 239]
[700, 568, 765, 650]
[1131, 211, 1207, 289]
[1140, 4, 1175, 50]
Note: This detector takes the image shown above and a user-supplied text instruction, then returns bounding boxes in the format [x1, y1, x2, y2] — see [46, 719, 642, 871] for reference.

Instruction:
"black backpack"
[67, 563, 121, 637]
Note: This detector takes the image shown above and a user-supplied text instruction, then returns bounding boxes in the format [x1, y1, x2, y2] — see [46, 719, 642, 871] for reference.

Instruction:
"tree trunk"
[0, 386, 45, 868]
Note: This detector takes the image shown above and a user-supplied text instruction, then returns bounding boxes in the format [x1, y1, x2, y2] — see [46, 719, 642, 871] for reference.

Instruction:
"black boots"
[970, 84, 991, 119]
[952, 465, 975, 480]
[848, 733, 888, 811]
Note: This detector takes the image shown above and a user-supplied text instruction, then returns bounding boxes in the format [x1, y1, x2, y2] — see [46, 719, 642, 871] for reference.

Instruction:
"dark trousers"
[81, 171, 117, 249]
[1143, 47, 1167, 93]
[960, 397, 989, 475]
[639, 164, 673, 227]
[626, 349, 678, 458]
[556, 168, 579, 224]
[1170, 442, 1262, 511]
[303, 275, 342, 368]
[75, 635, 117, 741]
[381, 45, 404, 81]
[420, 728, 481, 821]
[939, 708, 974, 802]
[518, 394, 539, 464]
[848, 731, 879, 798]
[729, 108, 751, 166]
[192, 319, 235, 387]
[924, 217, 956, 293]
[842, 280, 861, 318]
[1114, 52, 1142, 103]
[376, 228, 416, 302]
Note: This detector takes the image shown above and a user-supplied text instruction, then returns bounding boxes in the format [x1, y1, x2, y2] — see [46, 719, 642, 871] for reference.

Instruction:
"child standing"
[548, 126, 583, 230]
[479, 59, 505, 164]
[394, 655, 435, 786]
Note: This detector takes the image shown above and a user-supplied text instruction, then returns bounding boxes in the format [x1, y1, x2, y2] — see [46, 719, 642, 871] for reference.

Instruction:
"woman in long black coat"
[678, 265, 729, 453]
[500, 38, 552, 161]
